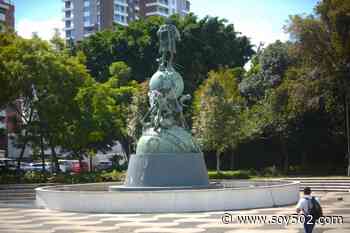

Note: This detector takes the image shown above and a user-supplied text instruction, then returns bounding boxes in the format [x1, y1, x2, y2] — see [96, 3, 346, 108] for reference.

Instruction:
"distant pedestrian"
[296, 187, 323, 233]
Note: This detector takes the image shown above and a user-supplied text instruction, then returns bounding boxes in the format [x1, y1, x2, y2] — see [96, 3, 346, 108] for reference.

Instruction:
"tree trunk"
[78, 155, 83, 172]
[301, 151, 307, 172]
[346, 94, 350, 176]
[119, 137, 131, 159]
[230, 150, 235, 170]
[40, 134, 46, 173]
[50, 146, 59, 173]
[16, 137, 28, 172]
[280, 135, 289, 174]
[16, 108, 34, 172]
[216, 151, 221, 173]
[89, 154, 93, 172]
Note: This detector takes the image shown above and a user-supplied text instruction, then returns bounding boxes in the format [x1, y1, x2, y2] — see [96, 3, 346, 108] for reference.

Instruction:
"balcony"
[0, 13, 5, 22]
[115, 0, 128, 7]
[64, 25, 74, 31]
[63, 15, 73, 21]
[63, 5, 73, 11]
[0, 3, 10, 10]
[146, 0, 169, 8]
[146, 11, 169, 17]
[114, 10, 128, 17]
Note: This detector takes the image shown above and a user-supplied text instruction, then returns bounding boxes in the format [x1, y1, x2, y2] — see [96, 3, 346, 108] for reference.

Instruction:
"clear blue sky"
[13, 0, 318, 46]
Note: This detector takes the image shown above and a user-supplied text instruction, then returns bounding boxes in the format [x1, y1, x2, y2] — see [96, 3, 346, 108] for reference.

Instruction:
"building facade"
[64, 0, 190, 41]
[0, 0, 14, 32]
[0, 0, 15, 158]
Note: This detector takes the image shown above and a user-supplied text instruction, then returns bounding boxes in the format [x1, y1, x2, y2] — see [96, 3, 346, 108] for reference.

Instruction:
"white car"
[59, 160, 74, 173]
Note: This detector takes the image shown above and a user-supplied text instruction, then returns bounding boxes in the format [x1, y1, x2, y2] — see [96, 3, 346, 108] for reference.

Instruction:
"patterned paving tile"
[0, 191, 349, 233]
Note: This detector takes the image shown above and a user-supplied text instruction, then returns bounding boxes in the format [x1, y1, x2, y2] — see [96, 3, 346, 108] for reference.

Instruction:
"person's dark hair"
[304, 187, 311, 195]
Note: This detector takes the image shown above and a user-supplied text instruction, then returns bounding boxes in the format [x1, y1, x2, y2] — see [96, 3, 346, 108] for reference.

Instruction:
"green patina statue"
[157, 18, 181, 69]
[124, 22, 209, 188]
[138, 20, 199, 154]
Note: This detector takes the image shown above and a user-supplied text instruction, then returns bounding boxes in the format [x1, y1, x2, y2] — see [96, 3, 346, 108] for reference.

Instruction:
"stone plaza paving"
[0, 191, 349, 233]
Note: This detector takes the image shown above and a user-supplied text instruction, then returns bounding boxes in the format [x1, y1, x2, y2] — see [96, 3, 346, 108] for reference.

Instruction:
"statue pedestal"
[123, 152, 209, 188]
[120, 126, 209, 189]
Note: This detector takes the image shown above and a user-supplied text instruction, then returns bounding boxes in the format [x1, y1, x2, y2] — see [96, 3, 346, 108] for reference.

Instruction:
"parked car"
[71, 161, 88, 173]
[95, 161, 113, 171]
[0, 158, 17, 171]
[59, 160, 74, 173]
[20, 162, 32, 172]
[24, 162, 53, 173]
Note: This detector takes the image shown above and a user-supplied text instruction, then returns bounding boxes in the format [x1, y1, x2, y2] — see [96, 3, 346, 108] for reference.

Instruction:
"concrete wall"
[36, 180, 299, 213]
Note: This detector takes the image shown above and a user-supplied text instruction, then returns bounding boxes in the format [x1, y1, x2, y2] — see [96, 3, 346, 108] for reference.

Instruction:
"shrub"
[208, 170, 251, 179]
[262, 166, 282, 177]
[101, 170, 124, 182]
[23, 171, 49, 183]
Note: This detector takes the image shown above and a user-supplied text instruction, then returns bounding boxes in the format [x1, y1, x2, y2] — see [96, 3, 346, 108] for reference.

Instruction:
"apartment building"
[0, 0, 14, 31]
[64, 0, 190, 41]
[139, 0, 190, 18]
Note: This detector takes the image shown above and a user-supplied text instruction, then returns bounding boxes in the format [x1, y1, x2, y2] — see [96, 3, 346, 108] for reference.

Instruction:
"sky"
[13, 0, 318, 47]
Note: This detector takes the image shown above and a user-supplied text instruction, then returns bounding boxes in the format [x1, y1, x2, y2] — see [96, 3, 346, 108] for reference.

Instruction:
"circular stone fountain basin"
[36, 180, 299, 213]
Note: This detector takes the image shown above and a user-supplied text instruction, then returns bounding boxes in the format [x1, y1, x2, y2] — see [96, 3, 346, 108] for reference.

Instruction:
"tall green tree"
[238, 41, 299, 173]
[193, 68, 244, 172]
[285, 0, 350, 175]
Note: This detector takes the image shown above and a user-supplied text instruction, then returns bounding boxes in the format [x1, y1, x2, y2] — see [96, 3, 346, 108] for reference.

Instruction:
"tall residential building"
[0, 0, 14, 31]
[64, 0, 190, 41]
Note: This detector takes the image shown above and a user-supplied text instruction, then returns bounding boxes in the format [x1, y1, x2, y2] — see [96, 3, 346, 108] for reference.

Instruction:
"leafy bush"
[0, 173, 20, 184]
[101, 170, 124, 182]
[261, 166, 282, 177]
[23, 171, 49, 183]
[208, 170, 251, 179]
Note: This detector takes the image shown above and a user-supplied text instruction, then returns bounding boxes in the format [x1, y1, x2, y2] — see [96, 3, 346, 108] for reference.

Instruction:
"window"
[185, 0, 190, 11]
[0, 13, 5, 22]
[65, 1, 71, 8]
[84, 0, 90, 7]
[84, 16, 90, 26]
[159, 0, 169, 5]
[65, 11, 71, 18]
[114, 14, 126, 23]
[158, 6, 169, 14]
[84, 27, 95, 33]
[115, 5, 125, 13]
[84, 10, 90, 16]
[65, 20, 72, 28]
[66, 30, 72, 38]
[115, 0, 126, 4]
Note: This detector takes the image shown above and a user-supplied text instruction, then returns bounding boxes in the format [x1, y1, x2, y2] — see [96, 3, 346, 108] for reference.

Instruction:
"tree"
[63, 61, 137, 162]
[285, 0, 350, 175]
[238, 41, 297, 173]
[0, 32, 94, 171]
[127, 80, 149, 152]
[78, 14, 255, 96]
[239, 41, 291, 103]
[193, 68, 243, 172]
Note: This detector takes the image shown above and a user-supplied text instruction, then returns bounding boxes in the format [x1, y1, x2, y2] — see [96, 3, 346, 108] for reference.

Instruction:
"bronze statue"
[157, 18, 181, 69]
